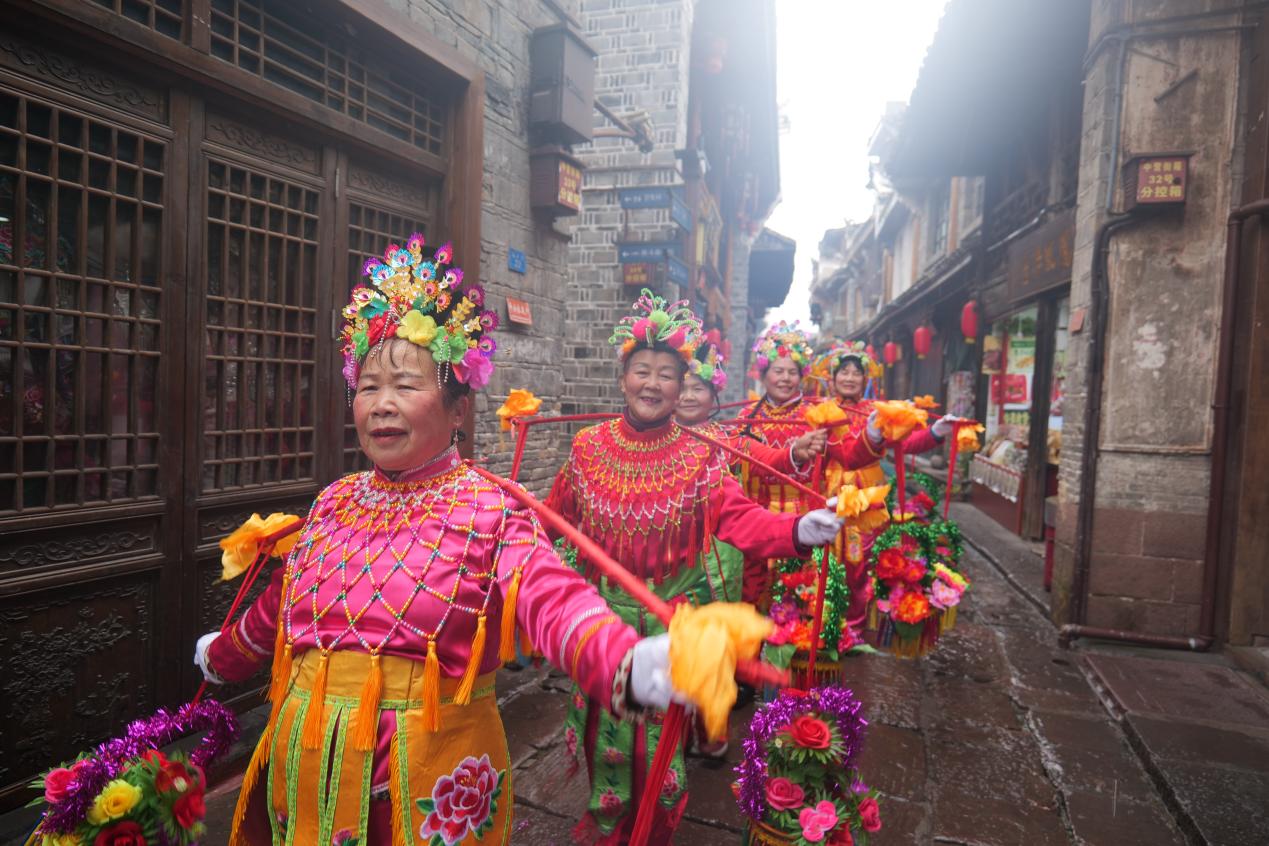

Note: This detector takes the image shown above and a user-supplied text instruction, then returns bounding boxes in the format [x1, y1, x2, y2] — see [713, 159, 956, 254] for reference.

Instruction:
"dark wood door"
[0, 33, 448, 809]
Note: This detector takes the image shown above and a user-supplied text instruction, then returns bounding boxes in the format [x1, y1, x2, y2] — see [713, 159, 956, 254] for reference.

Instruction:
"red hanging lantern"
[883, 341, 898, 366]
[913, 325, 932, 360]
[961, 300, 979, 345]
[865, 343, 876, 361]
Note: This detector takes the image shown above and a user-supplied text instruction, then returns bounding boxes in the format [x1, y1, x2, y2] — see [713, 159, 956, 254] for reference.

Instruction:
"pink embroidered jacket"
[208, 447, 639, 711]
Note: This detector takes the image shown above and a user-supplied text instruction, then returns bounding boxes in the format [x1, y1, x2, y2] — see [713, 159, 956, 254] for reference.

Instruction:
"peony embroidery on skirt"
[416, 754, 506, 846]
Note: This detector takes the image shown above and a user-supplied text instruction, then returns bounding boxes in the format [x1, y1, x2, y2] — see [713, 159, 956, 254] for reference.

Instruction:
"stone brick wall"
[1052, 0, 1246, 635]
[382, 0, 586, 494]
[564, 0, 696, 424]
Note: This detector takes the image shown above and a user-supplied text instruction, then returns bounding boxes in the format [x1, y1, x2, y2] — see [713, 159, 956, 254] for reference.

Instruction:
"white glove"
[932, 415, 963, 440]
[865, 410, 883, 446]
[194, 632, 225, 685]
[629, 633, 689, 711]
[797, 508, 845, 547]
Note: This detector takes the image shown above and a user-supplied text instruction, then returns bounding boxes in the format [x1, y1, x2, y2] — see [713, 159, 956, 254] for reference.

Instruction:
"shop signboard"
[623, 262, 654, 286]
[666, 255, 689, 286]
[619, 187, 672, 209]
[1006, 210, 1074, 303]
[671, 195, 692, 232]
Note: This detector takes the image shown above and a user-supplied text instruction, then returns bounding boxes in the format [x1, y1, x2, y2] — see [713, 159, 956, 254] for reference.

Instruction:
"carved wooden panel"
[0, 516, 158, 577]
[0, 575, 155, 787]
[0, 35, 166, 122]
[205, 113, 320, 176]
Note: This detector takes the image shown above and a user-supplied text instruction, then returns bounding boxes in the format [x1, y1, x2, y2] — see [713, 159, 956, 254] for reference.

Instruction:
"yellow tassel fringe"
[350, 652, 383, 752]
[498, 568, 523, 663]
[300, 650, 330, 750]
[388, 731, 407, 846]
[422, 638, 440, 732]
[454, 615, 486, 705]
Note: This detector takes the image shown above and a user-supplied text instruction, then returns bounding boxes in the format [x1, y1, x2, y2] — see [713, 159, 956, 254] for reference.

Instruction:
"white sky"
[763, 0, 950, 328]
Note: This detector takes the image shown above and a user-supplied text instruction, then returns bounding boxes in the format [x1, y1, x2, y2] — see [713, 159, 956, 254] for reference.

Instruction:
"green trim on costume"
[357, 739, 373, 843]
[316, 704, 347, 845]
[284, 686, 496, 709]
[284, 697, 306, 846]
[395, 709, 414, 846]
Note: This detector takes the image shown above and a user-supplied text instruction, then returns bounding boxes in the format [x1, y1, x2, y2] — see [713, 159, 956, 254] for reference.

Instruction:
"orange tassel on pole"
[421, 637, 440, 732]
[300, 650, 330, 750]
[350, 652, 383, 752]
[453, 615, 486, 705]
[498, 568, 523, 663]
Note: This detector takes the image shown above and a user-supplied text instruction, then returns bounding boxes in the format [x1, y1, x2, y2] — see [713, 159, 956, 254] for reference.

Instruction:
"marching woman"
[820, 341, 964, 630]
[192, 239, 689, 846]
[547, 291, 845, 846]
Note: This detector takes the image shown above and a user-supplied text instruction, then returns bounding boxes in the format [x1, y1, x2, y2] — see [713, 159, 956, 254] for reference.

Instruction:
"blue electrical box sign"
[508, 248, 527, 274]
[666, 255, 689, 286]
[670, 195, 692, 232]
[619, 187, 672, 209]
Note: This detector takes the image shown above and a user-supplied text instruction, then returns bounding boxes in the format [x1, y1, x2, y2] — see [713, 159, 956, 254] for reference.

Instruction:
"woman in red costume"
[190, 239, 688, 846]
[547, 291, 845, 846]
[820, 341, 963, 629]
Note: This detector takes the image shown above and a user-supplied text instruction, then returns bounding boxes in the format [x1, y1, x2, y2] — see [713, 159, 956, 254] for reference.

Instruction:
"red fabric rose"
[43, 767, 75, 804]
[828, 826, 854, 846]
[94, 820, 147, 846]
[173, 789, 206, 829]
[902, 560, 927, 584]
[155, 759, 192, 794]
[366, 314, 389, 345]
[875, 548, 907, 581]
[788, 715, 832, 749]
[764, 777, 805, 811]
[858, 797, 882, 832]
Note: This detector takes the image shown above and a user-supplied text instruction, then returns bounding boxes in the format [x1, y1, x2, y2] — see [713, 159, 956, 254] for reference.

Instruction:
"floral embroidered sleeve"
[495, 499, 639, 714]
[709, 475, 802, 561]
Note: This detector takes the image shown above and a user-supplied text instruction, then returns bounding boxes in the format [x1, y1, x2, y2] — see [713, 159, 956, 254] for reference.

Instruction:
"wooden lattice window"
[91, 0, 185, 39]
[202, 159, 318, 491]
[0, 93, 165, 513]
[340, 203, 431, 473]
[209, 0, 448, 155]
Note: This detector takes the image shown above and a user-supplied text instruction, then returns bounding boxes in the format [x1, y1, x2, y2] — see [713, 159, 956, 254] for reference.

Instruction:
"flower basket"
[866, 519, 969, 659]
[23, 700, 239, 846]
[736, 686, 882, 846]
[764, 549, 858, 689]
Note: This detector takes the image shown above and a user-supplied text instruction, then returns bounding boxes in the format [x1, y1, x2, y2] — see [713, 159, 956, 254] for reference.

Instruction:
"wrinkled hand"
[792, 428, 828, 463]
[866, 410, 883, 446]
[630, 633, 690, 711]
[797, 507, 845, 547]
[194, 632, 224, 685]
[932, 415, 965, 439]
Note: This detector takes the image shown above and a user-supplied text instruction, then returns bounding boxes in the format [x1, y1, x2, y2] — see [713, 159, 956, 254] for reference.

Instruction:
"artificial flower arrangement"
[883, 471, 942, 524]
[24, 701, 238, 846]
[867, 520, 969, 658]
[764, 550, 856, 688]
[736, 686, 882, 846]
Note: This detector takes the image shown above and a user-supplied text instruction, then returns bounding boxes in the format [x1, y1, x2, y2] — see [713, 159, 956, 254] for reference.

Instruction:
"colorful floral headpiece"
[340, 235, 498, 393]
[689, 328, 728, 391]
[608, 288, 702, 361]
[828, 340, 875, 374]
[750, 320, 814, 378]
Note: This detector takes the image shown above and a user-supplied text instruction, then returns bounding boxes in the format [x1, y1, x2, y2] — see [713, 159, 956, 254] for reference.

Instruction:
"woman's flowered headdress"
[828, 340, 875, 374]
[689, 328, 728, 391]
[340, 235, 499, 394]
[749, 320, 813, 378]
[608, 288, 702, 361]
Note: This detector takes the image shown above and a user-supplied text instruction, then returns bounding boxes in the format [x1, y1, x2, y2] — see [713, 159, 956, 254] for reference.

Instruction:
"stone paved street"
[199, 539, 1196, 845]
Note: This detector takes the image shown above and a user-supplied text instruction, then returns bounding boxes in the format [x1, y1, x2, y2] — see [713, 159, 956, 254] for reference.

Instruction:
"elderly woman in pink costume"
[193, 236, 682, 846]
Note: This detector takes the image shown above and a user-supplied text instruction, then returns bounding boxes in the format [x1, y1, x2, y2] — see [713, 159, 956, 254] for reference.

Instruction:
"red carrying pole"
[509, 414, 619, 481]
[509, 419, 531, 481]
[628, 702, 688, 846]
[803, 547, 832, 686]
[193, 517, 305, 704]
[467, 462, 789, 690]
[675, 424, 826, 506]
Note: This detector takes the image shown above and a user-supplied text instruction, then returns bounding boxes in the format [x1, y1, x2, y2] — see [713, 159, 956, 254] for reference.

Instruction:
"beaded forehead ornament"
[340, 235, 499, 394]
[750, 320, 814, 378]
[608, 287, 702, 361]
[690, 328, 728, 391]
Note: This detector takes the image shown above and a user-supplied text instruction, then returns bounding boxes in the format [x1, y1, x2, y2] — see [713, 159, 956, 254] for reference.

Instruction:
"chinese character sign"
[557, 160, 582, 211]
[1135, 157, 1187, 204]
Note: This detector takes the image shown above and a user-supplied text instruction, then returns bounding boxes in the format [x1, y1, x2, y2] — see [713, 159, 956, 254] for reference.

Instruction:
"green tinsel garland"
[769, 547, 850, 651]
[884, 470, 942, 513]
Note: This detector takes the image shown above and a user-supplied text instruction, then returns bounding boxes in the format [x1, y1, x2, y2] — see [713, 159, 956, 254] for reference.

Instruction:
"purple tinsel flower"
[734, 686, 867, 823]
[42, 699, 239, 834]
[768, 599, 800, 626]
